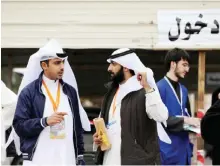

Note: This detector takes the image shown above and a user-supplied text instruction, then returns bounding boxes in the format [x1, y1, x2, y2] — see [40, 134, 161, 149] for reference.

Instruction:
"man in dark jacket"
[201, 87, 220, 165]
[13, 39, 90, 165]
[93, 48, 169, 165]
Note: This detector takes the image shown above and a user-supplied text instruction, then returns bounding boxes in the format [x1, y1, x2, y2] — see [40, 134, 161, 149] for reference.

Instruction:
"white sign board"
[157, 10, 220, 48]
[206, 72, 220, 86]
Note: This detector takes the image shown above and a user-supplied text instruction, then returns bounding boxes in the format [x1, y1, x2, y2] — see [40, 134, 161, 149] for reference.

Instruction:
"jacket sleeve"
[201, 100, 220, 146]
[13, 89, 46, 138]
[166, 116, 184, 132]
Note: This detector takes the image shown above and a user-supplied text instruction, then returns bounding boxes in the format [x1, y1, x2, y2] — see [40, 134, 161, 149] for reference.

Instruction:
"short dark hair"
[40, 60, 49, 69]
[164, 48, 190, 72]
[129, 69, 135, 76]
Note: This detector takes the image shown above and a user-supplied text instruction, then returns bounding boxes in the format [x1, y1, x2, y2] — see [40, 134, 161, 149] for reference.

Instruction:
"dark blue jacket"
[13, 73, 84, 161]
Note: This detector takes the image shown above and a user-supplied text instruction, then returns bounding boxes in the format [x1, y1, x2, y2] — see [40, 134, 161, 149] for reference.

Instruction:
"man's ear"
[170, 61, 176, 70]
[123, 67, 130, 72]
[41, 62, 48, 70]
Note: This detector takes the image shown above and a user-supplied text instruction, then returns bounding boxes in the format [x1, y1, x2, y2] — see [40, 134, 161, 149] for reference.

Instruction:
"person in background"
[1, 81, 21, 165]
[157, 48, 200, 165]
[202, 86, 220, 165]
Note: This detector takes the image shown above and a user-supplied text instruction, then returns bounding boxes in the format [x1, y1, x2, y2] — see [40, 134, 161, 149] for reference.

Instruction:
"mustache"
[59, 69, 64, 72]
[109, 71, 114, 75]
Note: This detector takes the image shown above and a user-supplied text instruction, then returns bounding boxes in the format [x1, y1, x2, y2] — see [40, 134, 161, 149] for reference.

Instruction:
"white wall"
[2, 0, 220, 48]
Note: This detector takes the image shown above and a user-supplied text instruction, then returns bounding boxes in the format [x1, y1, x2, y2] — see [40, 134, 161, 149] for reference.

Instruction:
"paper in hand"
[183, 124, 201, 134]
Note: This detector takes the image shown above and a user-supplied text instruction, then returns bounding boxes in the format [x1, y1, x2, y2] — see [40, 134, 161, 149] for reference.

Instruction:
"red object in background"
[197, 110, 205, 119]
[197, 150, 205, 165]
[196, 109, 204, 137]
[90, 120, 94, 125]
[137, 74, 142, 81]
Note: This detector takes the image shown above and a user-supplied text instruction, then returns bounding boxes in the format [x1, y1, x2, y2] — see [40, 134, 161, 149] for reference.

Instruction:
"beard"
[109, 67, 125, 84]
[174, 68, 184, 80]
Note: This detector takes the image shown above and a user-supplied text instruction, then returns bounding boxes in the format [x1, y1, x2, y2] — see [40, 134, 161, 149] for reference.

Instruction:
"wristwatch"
[145, 88, 155, 93]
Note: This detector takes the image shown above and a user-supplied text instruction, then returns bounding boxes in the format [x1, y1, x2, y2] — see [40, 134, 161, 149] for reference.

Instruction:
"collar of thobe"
[42, 75, 59, 88]
[116, 76, 142, 105]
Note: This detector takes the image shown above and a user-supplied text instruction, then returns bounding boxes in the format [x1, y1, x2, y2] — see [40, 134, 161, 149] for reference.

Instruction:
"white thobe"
[1, 81, 17, 164]
[102, 76, 168, 165]
[23, 75, 76, 166]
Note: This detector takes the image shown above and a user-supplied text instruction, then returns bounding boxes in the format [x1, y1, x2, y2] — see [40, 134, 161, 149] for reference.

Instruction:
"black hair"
[110, 60, 135, 76]
[212, 87, 220, 105]
[164, 48, 191, 72]
[129, 69, 135, 76]
[40, 60, 49, 69]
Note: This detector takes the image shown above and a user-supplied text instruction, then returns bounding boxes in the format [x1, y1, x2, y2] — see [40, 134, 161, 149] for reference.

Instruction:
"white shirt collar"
[116, 76, 142, 105]
[119, 75, 141, 89]
[42, 74, 58, 87]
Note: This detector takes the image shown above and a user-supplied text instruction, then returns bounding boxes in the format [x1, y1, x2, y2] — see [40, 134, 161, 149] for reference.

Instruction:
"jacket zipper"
[30, 137, 40, 160]
[61, 82, 79, 156]
[63, 82, 79, 157]
[30, 84, 46, 160]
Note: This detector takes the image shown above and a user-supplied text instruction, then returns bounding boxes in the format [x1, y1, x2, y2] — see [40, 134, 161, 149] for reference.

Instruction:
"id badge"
[50, 120, 65, 139]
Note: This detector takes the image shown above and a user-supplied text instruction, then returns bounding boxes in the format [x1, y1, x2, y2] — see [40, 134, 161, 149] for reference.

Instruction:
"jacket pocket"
[124, 141, 150, 165]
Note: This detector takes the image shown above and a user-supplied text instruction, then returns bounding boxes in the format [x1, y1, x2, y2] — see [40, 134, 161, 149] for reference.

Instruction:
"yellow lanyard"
[112, 89, 119, 117]
[42, 80, 60, 112]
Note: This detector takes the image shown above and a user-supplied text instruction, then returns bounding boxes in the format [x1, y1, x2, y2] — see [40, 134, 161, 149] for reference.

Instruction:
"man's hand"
[93, 132, 102, 146]
[184, 117, 201, 127]
[46, 112, 67, 126]
[137, 72, 153, 91]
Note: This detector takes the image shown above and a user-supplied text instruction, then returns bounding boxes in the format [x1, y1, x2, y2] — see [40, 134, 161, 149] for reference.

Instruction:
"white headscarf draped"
[107, 48, 159, 91]
[18, 39, 91, 131]
[1, 81, 20, 162]
[107, 48, 171, 144]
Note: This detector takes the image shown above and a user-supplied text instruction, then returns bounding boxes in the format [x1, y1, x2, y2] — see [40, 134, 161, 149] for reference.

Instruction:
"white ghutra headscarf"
[1, 81, 19, 163]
